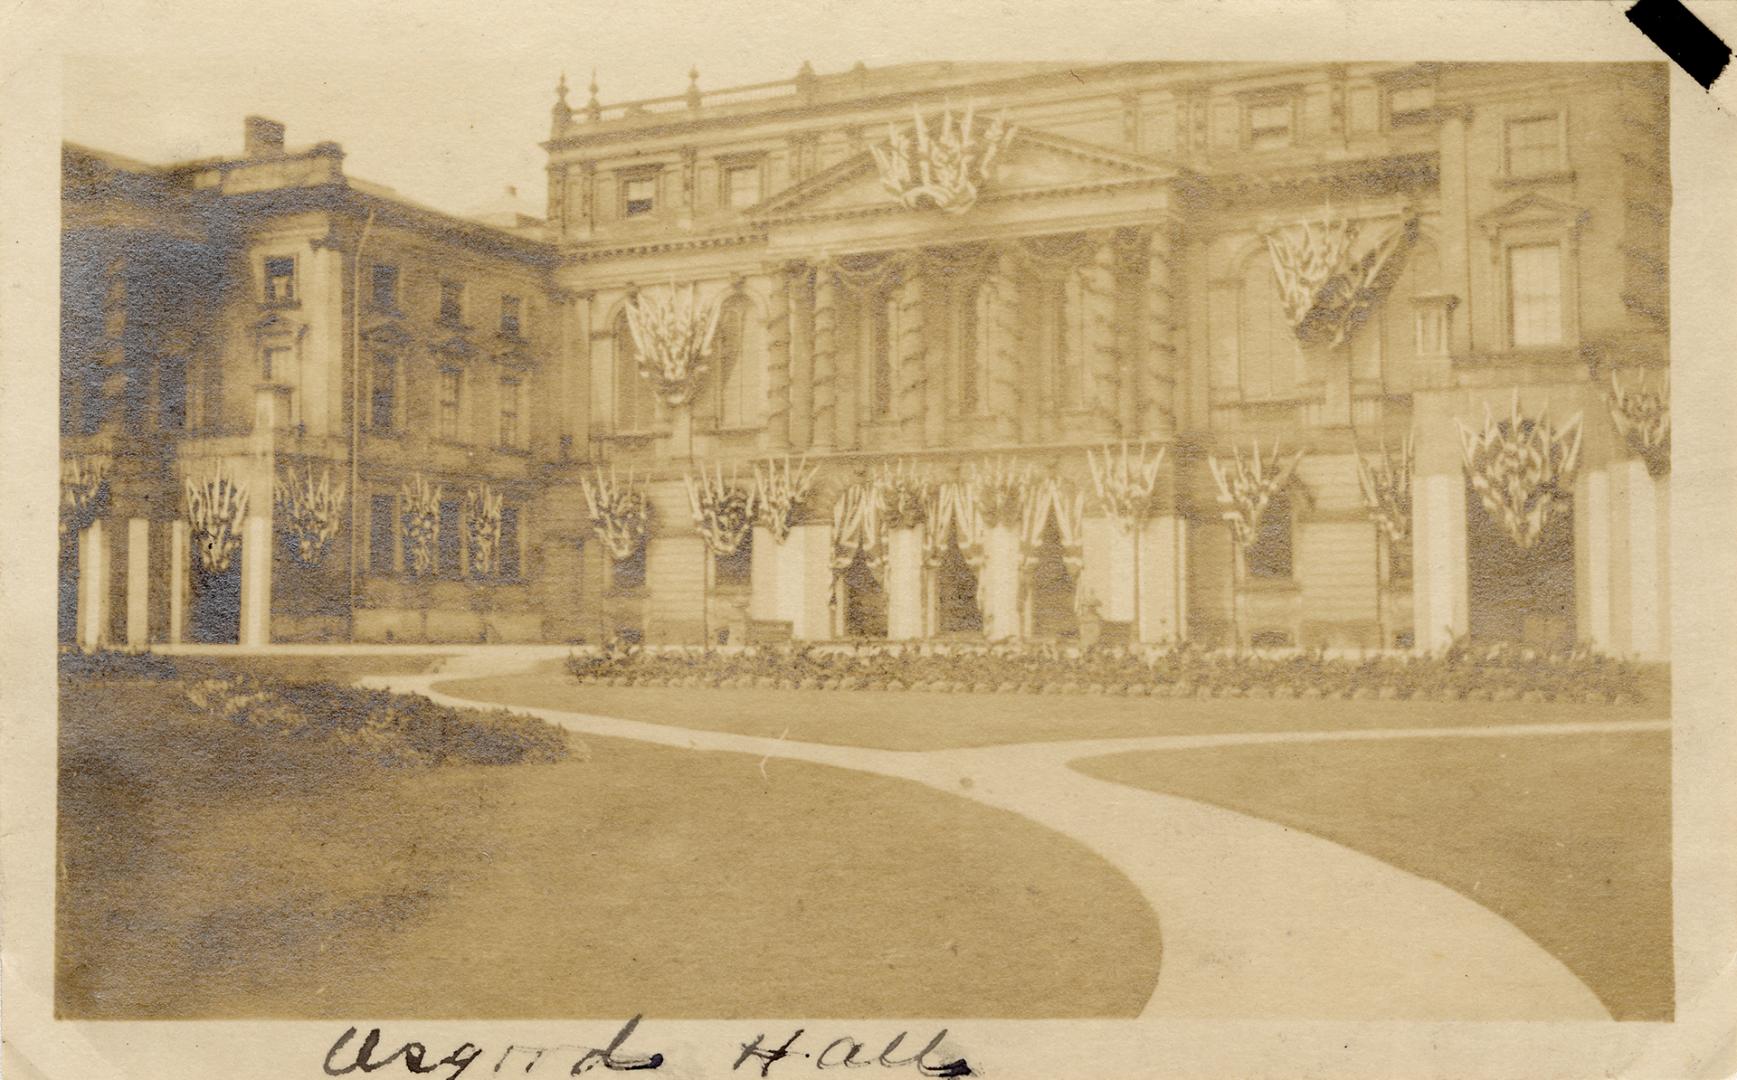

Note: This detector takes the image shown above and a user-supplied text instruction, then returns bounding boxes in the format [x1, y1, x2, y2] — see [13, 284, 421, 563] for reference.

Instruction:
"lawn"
[58, 678, 1158, 1019]
[1071, 729, 1672, 1021]
[432, 662, 1669, 752]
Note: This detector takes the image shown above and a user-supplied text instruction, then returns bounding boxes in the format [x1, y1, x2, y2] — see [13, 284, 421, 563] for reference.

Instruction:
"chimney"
[245, 116, 286, 158]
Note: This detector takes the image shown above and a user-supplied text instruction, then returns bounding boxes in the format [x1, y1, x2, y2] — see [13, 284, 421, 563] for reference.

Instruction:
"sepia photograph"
[6, 2, 1734, 1077]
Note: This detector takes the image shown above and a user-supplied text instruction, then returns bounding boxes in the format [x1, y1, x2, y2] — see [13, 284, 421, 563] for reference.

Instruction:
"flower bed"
[180, 675, 570, 768]
[565, 638, 1650, 705]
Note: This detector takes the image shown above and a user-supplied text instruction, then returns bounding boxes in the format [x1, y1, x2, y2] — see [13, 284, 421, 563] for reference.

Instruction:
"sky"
[55, 0, 1661, 219]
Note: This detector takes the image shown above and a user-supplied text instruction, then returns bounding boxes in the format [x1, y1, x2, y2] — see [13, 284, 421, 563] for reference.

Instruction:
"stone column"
[76, 518, 109, 652]
[886, 525, 925, 640]
[810, 266, 838, 451]
[1412, 470, 1468, 651]
[790, 265, 814, 450]
[1096, 518, 1135, 623]
[784, 521, 833, 641]
[126, 517, 150, 647]
[984, 250, 1023, 441]
[1139, 514, 1189, 644]
[169, 519, 189, 644]
[981, 524, 1022, 642]
[240, 513, 272, 646]
[1080, 236, 1121, 436]
[764, 266, 793, 450]
[896, 270, 926, 445]
[1143, 224, 1179, 439]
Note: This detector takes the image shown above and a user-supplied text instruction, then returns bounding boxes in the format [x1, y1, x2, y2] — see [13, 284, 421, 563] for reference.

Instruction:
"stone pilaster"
[1080, 235, 1121, 434]
[126, 517, 150, 647]
[169, 519, 189, 644]
[984, 250, 1023, 441]
[896, 269, 926, 445]
[1143, 224, 1179, 439]
[240, 513, 272, 646]
[886, 525, 925, 640]
[811, 265, 838, 451]
[764, 265, 793, 451]
[77, 518, 109, 652]
[981, 524, 1022, 642]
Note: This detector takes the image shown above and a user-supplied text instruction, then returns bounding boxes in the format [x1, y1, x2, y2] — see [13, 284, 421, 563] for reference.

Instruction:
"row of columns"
[758, 225, 1180, 454]
[743, 515, 1189, 644]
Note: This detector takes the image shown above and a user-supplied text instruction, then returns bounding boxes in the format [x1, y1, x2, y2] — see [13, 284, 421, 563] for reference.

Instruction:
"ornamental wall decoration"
[580, 466, 653, 563]
[751, 455, 819, 543]
[923, 480, 984, 569]
[464, 482, 504, 578]
[1019, 475, 1086, 581]
[684, 464, 755, 557]
[60, 455, 110, 540]
[876, 460, 931, 531]
[273, 465, 346, 568]
[1353, 435, 1414, 548]
[1087, 441, 1169, 532]
[399, 474, 443, 578]
[184, 466, 250, 575]
[1207, 439, 1306, 553]
[1265, 210, 1420, 349]
[870, 102, 1017, 215]
[968, 457, 1032, 530]
[625, 281, 723, 406]
[1607, 371, 1670, 478]
[1457, 392, 1583, 551]
[831, 479, 888, 583]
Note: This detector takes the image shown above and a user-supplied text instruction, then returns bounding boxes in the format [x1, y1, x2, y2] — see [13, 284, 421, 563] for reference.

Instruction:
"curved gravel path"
[365, 650, 1632, 1021]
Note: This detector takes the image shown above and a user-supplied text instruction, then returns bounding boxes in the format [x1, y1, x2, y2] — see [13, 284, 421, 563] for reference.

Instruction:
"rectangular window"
[438, 499, 462, 578]
[499, 506, 520, 579]
[437, 369, 462, 440]
[1505, 115, 1563, 176]
[499, 375, 522, 448]
[369, 494, 396, 574]
[1247, 102, 1293, 149]
[262, 345, 291, 382]
[1246, 494, 1294, 579]
[1508, 243, 1563, 348]
[370, 353, 397, 432]
[439, 280, 465, 324]
[624, 176, 657, 216]
[264, 256, 296, 304]
[371, 264, 399, 310]
[500, 295, 522, 336]
[1387, 84, 1434, 125]
[724, 165, 761, 209]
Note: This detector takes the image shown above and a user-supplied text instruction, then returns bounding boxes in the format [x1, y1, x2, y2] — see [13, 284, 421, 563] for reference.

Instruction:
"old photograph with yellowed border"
[6, 2, 1736, 1078]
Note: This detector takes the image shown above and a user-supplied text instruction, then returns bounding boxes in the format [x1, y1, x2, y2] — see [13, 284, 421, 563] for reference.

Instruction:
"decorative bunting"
[184, 466, 250, 574]
[273, 465, 345, 567]
[464, 483, 503, 578]
[1458, 392, 1583, 551]
[1607, 371, 1670, 477]
[580, 466, 651, 563]
[60, 455, 110, 540]
[625, 281, 723, 406]
[1265, 210, 1420, 348]
[876, 460, 930, 530]
[1207, 439, 1305, 551]
[830, 480, 887, 583]
[751, 455, 818, 543]
[1086, 441, 1168, 532]
[1354, 436, 1414, 547]
[1020, 475, 1086, 581]
[870, 101, 1017, 214]
[684, 464, 755, 557]
[968, 457, 1030, 529]
[398, 474, 443, 577]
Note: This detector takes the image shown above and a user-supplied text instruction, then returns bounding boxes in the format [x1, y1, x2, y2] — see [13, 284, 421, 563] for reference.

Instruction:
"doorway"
[841, 552, 887, 639]
[1465, 479, 1575, 650]
[1027, 519, 1078, 640]
[934, 539, 982, 636]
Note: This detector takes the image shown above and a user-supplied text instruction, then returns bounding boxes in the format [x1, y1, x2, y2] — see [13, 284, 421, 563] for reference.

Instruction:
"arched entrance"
[1027, 518, 1078, 640]
[934, 538, 982, 636]
[1465, 479, 1575, 650]
[841, 551, 887, 639]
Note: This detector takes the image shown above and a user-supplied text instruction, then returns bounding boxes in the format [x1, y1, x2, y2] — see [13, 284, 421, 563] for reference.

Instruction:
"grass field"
[58, 678, 1159, 1019]
[433, 663, 1669, 752]
[1071, 729, 1672, 1021]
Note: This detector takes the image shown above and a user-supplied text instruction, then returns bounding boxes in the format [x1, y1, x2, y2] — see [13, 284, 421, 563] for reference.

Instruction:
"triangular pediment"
[1478, 192, 1589, 230]
[752, 128, 1175, 223]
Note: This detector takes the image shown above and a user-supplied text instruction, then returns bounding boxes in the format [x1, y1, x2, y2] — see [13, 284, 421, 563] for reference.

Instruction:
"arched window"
[704, 295, 761, 429]
[1239, 254, 1301, 401]
[613, 311, 648, 432]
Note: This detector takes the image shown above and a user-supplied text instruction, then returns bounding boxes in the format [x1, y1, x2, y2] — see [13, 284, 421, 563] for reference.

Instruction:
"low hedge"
[565, 638, 1649, 705]
[180, 675, 571, 768]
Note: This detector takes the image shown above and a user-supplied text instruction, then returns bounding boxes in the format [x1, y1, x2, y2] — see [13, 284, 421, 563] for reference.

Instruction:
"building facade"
[60, 61, 1672, 658]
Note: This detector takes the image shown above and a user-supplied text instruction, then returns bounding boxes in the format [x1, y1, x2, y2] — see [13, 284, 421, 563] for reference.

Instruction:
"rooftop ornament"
[870, 101, 1017, 215]
[1265, 207, 1419, 348]
[1607, 371, 1670, 478]
[1458, 392, 1583, 551]
[624, 281, 723, 407]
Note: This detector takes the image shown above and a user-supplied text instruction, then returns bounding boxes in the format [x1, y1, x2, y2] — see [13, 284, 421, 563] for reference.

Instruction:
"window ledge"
[1495, 169, 1576, 188]
[1242, 577, 1300, 593]
[598, 430, 658, 442]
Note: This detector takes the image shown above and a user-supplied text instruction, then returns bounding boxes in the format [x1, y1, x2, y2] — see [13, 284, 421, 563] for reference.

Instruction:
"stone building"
[60, 61, 1671, 658]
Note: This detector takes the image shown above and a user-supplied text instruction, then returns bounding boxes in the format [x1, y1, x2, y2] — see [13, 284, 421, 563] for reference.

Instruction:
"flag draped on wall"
[1354, 436, 1414, 548]
[580, 467, 652, 563]
[1208, 439, 1305, 552]
[1265, 210, 1420, 349]
[186, 466, 250, 574]
[274, 465, 346, 567]
[1458, 393, 1583, 551]
[684, 464, 754, 557]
